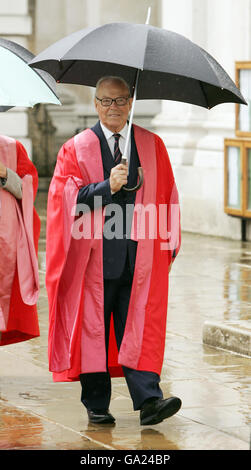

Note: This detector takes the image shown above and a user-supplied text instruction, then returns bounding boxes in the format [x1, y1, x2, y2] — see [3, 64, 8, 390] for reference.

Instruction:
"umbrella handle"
[121, 156, 144, 192]
[121, 8, 150, 193]
[123, 167, 144, 192]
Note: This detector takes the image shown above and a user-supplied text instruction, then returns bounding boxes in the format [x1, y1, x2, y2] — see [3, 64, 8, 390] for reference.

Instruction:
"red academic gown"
[0, 138, 40, 345]
[46, 124, 181, 382]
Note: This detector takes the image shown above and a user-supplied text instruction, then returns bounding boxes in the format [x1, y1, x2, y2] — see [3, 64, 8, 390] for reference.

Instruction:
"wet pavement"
[0, 191, 250, 451]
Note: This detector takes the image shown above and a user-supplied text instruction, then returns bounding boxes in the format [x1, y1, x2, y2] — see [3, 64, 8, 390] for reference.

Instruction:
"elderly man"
[46, 76, 181, 425]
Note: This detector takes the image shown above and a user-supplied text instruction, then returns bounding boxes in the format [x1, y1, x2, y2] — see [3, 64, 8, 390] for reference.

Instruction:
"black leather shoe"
[87, 409, 115, 424]
[140, 397, 182, 425]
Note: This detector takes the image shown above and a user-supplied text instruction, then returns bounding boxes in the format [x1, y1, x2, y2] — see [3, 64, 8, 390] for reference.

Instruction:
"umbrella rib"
[56, 60, 76, 82]
[199, 81, 210, 109]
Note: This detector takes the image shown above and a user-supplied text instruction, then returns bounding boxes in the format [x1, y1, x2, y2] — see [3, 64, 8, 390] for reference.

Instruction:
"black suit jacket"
[77, 121, 140, 279]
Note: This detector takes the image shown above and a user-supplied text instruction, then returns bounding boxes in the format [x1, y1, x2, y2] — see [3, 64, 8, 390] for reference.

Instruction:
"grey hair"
[95, 76, 131, 96]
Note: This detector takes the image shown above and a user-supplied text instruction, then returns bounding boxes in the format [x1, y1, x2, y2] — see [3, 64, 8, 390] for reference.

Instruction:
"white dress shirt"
[100, 122, 131, 166]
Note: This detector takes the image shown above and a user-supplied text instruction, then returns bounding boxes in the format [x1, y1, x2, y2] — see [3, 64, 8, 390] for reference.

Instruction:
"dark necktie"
[113, 133, 122, 164]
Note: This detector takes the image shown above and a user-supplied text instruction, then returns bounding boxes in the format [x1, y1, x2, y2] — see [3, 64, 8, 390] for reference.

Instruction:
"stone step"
[203, 321, 251, 357]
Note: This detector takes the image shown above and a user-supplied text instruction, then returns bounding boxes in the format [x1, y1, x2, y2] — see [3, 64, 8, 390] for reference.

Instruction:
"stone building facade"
[0, 0, 251, 240]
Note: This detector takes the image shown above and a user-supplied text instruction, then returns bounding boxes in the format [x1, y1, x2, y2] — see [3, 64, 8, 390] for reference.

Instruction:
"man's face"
[94, 80, 132, 133]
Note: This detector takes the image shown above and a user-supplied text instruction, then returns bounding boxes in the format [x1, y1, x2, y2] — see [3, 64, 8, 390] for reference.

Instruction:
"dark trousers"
[80, 255, 163, 411]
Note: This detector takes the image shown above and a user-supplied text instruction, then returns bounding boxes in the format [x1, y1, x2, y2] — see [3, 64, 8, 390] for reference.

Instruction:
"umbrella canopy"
[0, 38, 61, 110]
[29, 22, 246, 109]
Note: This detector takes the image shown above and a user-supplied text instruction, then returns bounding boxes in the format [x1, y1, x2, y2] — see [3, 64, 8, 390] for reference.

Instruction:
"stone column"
[153, 0, 251, 239]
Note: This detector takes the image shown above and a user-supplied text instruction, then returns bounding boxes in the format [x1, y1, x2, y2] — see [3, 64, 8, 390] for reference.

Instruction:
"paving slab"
[0, 192, 250, 453]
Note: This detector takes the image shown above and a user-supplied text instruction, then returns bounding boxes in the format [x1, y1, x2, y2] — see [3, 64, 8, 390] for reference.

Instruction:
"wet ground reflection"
[0, 191, 250, 450]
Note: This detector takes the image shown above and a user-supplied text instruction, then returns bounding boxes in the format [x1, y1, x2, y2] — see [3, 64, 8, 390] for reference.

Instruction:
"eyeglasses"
[95, 96, 130, 107]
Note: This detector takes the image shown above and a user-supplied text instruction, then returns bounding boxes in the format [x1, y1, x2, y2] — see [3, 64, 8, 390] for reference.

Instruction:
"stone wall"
[153, 0, 251, 240]
[28, 104, 57, 176]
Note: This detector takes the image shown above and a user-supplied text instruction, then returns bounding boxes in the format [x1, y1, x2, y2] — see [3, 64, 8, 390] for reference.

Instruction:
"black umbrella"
[29, 16, 246, 190]
[29, 22, 246, 109]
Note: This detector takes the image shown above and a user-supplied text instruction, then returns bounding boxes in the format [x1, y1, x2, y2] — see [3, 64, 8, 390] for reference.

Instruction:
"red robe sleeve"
[16, 141, 40, 249]
[155, 134, 181, 263]
[16, 141, 38, 196]
[46, 139, 85, 378]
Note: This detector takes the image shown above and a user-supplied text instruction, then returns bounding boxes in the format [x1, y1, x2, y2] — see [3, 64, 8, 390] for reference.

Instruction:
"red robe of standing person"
[46, 124, 181, 382]
[0, 135, 40, 346]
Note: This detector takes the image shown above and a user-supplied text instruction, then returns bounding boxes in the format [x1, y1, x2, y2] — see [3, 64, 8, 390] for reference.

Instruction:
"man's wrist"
[0, 168, 8, 185]
[0, 167, 7, 179]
